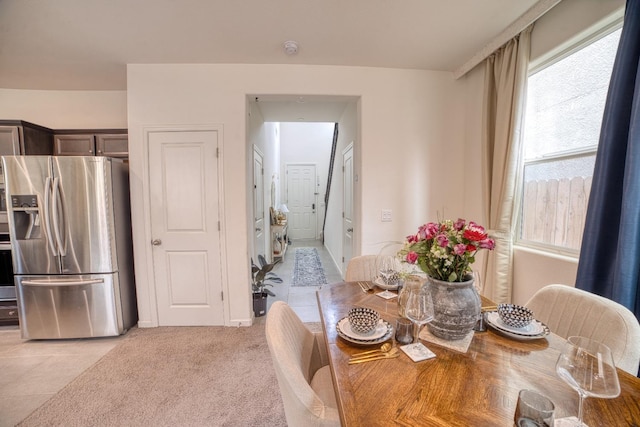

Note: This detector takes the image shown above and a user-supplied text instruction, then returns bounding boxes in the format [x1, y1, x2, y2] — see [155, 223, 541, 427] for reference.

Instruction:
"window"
[518, 27, 621, 253]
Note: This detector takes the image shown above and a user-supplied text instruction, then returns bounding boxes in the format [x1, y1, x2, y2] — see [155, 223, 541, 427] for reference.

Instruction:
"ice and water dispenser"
[11, 195, 42, 240]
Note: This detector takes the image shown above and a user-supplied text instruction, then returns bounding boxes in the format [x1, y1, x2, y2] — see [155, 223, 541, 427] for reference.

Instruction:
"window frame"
[514, 20, 623, 257]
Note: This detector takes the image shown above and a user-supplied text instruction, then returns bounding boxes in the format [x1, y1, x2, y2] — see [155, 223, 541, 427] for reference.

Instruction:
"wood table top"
[316, 281, 640, 427]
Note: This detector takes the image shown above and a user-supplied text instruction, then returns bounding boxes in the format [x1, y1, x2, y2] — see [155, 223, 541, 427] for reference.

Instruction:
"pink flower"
[479, 238, 495, 250]
[418, 223, 439, 240]
[453, 218, 466, 231]
[436, 233, 449, 247]
[406, 234, 419, 244]
[406, 251, 419, 264]
[454, 243, 467, 255]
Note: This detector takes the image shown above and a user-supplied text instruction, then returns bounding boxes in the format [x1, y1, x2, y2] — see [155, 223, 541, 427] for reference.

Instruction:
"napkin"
[419, 326, 474, 353]
[375, 290, 397, 300]
[400, 343, 436, 362]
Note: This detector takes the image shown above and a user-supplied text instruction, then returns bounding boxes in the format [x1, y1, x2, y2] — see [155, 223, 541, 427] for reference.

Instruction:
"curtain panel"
[576, 0, 640, 322]
[481, 26, 533, 304]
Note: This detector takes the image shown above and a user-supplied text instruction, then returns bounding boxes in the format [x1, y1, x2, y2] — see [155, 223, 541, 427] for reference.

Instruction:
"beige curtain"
[481, 25, 533, 304]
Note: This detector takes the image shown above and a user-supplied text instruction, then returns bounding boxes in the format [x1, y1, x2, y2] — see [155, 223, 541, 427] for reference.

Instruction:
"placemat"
[419, 327, 474, 353]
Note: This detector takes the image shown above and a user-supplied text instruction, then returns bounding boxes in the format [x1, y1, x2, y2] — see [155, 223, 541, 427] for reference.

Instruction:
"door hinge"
[216, 147, 220, 158]
[218, 221, 221, 231]
[342, 257, 344, 263]
[221, 291, 224, 301]
[342, 212, 345, 218]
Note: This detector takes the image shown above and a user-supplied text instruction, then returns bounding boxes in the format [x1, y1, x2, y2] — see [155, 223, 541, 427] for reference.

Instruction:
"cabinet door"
[0, 126, 21, 156]
[54, 134, 95, 156]
[96, 134, 128, 158]
[0, 126, 20, 177]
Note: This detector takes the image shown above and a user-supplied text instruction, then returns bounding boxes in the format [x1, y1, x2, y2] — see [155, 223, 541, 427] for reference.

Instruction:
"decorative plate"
[336, 317, 393, 345]
[485, 312, 550, 340]
[373, 276, 399, 291]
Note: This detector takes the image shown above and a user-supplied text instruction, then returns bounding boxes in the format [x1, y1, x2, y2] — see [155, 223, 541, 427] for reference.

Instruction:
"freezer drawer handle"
[21, 278, 105, 287]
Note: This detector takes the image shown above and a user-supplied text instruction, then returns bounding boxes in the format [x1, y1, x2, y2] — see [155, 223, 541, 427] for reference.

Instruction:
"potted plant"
[398, 218, 495, 340]
[251, 254, 283, 317]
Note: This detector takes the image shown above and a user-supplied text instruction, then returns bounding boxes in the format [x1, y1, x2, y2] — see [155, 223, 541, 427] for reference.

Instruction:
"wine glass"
[555, 336, 621, 426]
[404, 286, 435, 344]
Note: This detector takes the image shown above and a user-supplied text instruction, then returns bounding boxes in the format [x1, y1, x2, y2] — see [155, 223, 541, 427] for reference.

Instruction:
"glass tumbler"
[395, 318, 413, 345]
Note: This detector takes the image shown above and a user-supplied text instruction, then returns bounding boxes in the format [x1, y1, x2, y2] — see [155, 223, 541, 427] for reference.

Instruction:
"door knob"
[255, 227, 262, 232]
[347, 228, 353, 232]
[151, 239, 162, 246]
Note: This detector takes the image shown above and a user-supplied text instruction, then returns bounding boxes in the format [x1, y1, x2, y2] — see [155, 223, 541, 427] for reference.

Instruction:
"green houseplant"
[251, 255, 283, 317]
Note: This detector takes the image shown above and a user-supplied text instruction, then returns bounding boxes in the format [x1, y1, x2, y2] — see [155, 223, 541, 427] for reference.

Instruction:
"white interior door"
[287, 164, 317, 240]
[148, 130, 224, 326]
[342, 143, 354, 273]
[253, 146, 265, 260]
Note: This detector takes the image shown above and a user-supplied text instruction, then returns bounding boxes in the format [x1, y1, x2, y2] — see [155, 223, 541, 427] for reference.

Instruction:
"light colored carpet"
[292, 247, 328, 286]
[19, 325, 287, 427]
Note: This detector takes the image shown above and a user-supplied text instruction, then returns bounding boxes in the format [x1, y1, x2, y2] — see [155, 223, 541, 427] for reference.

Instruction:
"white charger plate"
[373, 276, 399, 291]
[336, 317, 393, 344]
[485, 312, 549, 340]
[486, 312, 544, 335]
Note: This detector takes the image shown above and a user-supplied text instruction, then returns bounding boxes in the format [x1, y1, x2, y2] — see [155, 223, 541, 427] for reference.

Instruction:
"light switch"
[381, 209, 392, 222]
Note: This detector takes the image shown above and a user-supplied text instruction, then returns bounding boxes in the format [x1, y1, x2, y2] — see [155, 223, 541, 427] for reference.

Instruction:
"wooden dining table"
[316, 281, 640, 427]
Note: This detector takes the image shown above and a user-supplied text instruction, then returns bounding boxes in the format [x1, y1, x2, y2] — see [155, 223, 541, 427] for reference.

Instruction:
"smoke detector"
[283, 40, 299, 55]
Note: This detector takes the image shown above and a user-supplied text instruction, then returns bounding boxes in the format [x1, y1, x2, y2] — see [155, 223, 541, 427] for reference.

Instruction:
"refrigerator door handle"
[43, 176, 58, 256]
[51, 177, 66, 256]
[21, 278, 105, 287]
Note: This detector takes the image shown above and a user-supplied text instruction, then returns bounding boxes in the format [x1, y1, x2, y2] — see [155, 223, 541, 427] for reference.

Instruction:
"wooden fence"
[521, 177, 592, 250]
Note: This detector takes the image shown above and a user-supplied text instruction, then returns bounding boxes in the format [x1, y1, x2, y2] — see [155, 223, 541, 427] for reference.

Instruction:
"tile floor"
[265, 239, 344, 323]
[0, 239, 341, 426]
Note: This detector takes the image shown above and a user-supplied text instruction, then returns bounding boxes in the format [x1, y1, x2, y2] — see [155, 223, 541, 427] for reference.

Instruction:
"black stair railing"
[322, 123, 339, 244]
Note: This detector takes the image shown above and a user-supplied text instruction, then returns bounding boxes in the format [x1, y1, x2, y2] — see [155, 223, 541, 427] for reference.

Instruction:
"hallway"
[266, 239, 343, 323]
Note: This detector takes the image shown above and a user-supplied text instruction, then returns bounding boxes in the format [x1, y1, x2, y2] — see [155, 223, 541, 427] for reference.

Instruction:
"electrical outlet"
[381, 209, 392, 222]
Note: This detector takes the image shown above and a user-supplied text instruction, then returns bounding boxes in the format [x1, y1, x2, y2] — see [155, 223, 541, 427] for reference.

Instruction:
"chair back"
[525, 284, 640, 375]
[265, 301, 340, 426]
[345, 254, 399, 282]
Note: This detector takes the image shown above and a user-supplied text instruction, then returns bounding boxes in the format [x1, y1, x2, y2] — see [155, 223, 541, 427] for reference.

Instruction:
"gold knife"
[348, 352, 400, 364]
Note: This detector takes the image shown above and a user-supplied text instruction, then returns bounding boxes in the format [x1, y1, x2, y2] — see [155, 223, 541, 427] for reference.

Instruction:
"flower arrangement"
[398, 218, 495, 282]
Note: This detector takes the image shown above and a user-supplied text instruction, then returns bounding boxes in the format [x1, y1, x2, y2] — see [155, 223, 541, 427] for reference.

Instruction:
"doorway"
[247, 95, 359, 283]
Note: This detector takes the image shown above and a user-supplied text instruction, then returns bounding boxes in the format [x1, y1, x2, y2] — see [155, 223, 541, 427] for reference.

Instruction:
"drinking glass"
[395, 318, 413, 345]
[404, 286, 434, 343]
[555, 336, 621, 427]
[514, 389, 555, 427]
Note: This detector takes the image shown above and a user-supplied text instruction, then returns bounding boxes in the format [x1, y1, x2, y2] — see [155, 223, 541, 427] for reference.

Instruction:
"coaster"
[419, 326, 474, 353]
[554, 417, 580, 426]
[376, 290, 397, 300]
[400, 342, 436, 362]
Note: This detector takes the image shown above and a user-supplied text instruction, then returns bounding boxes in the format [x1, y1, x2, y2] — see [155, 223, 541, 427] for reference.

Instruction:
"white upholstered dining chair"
[345, 254, 399, 282]
[265, 301, 341, 427]
[525, 284, 640, 375]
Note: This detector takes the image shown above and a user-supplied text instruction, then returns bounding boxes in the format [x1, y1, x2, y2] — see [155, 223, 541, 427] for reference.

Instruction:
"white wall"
[127, 63, 464, 326]
[246, 101, 280, 262]
[0, 89, 127, 128]
[324, 101, 359, 276]
[279, 122, 334, 240]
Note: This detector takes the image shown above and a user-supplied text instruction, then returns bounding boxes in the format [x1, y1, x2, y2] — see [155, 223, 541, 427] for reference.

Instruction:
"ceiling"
[0, 0, 542, 91]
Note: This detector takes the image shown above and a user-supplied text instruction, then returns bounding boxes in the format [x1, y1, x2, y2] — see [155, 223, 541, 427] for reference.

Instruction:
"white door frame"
[141, 125, 229, 327]
[342, 142, 354, 273]
[252, 145, 266, 261]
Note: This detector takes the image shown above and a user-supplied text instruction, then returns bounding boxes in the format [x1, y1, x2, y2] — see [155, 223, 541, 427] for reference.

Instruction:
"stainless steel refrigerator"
[2, 156, 137, 339]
